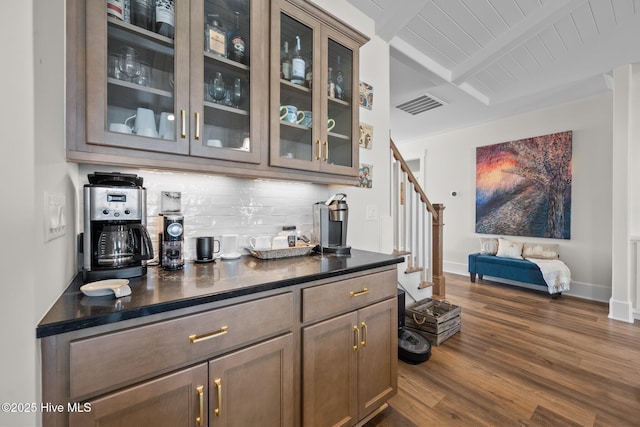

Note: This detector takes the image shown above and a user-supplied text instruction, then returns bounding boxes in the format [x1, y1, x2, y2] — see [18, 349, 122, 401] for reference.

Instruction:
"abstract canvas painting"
[475, 131, 572, 239]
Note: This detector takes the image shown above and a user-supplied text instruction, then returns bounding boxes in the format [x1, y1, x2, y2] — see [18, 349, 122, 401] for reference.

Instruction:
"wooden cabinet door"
[189, 0, 266, 163]
[85, 0, 190, 155]
[209, 334, 294, 427]
[69, 364, 207, 427]
[357, 298, 398, 420]
[302, 311, 358, 427]
[269, 0, 362, 178]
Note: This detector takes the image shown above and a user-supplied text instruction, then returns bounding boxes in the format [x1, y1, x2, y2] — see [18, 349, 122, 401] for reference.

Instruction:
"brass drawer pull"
[353, 325, 359, 351]
[323, 140, 328, 162]
[350, 288, 368, 297]
[214, 378, 222, 417]
[196, 385, 204, 425]
[315, 139, 321, 160]
[361, 322, 368, 347]
[189, 326, 228, 343]
[180, 109, 186, 139]
[194, 112, 200, 140]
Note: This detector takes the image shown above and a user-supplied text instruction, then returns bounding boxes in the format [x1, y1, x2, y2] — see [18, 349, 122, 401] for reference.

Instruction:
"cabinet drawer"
[302, 269, 396, 323]
[70, 292, 293, 399]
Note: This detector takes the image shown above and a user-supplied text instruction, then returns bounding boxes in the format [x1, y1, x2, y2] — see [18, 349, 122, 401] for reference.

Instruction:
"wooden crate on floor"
[404, 298, 461, 345]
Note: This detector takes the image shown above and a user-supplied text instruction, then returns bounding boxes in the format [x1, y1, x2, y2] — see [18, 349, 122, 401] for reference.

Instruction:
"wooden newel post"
[432, 204, 445, 296]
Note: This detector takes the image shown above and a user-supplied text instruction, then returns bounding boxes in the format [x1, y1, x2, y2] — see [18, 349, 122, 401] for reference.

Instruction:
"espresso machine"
[313, 193, 351, 254]
[82, 172, 154, 281]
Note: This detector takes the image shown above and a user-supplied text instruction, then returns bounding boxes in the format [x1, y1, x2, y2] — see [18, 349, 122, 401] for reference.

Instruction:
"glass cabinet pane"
[106, 19, 176, 142]
[201, 0, 251, 152]
[326, 38, 353, 168]
[278, 12, 314, 161]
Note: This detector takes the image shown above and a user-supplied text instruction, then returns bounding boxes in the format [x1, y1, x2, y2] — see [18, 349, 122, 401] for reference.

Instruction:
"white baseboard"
[609, 298, 634, 323]
[443, 260, 611, 302]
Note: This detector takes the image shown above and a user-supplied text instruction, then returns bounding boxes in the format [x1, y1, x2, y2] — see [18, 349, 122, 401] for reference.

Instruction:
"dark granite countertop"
[37, 249, 402, 338]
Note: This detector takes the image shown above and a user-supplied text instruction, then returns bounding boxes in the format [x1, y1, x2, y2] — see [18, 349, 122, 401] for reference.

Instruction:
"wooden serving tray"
[248, 244, 315, 260]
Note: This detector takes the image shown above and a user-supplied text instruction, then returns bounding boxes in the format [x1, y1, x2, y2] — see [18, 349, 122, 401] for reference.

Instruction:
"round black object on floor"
[398, 328, 431, 364]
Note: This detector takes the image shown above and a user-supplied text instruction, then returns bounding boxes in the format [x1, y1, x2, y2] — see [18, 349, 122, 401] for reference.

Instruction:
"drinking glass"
[118, 47, 141, 82]
[208, 72, 226, 103]
[231, 77, 245, 108]
[135, 61, 151, 86]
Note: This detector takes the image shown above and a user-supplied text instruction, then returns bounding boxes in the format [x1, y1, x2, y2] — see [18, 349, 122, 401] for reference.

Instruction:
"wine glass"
[208, 72, 226, 103]
[230, 78, 245, 108]
[118, 46, 141, 83]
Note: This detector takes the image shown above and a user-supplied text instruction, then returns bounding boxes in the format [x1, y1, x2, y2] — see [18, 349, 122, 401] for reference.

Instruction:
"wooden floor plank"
[365, 273, 640, 427]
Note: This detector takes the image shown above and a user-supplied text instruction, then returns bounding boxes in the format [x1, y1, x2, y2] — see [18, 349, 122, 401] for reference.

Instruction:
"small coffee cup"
[327, 118, 336, 132]
[299, 111, 312, 127]
[109, 123, 133, 134]
[196, 236, 220, 261]
[272, 236, 288, 249]
[249, 236, 271, 250]
[279, 105, 304, 124]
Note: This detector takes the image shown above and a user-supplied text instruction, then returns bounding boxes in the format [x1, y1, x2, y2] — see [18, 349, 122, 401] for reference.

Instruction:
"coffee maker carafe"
[82, 172, 153, 281]
[313, 193, 351, 254]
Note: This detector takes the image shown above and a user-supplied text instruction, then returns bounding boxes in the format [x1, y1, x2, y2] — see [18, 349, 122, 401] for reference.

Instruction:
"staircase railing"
[390, 139, 446, 296]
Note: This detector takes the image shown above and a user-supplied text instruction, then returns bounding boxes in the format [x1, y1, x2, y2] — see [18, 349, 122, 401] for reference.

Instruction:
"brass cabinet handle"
[189, 326, 228, 343]
[214, 378, 222, 417]
[323, 140, 328, 162]
[353, 325, 359, 351]
[361, 322, 368, 347]
[194, 112, 200, 140]
[315, 140, 321, 160]
[196, 385, 204, 426]
[180, 109, 186, 139]
[350, 288, 368, 297]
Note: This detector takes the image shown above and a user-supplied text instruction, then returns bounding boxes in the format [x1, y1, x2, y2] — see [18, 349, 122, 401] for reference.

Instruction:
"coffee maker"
[313, 193, 351, 254]
[82, 172, 153, 281]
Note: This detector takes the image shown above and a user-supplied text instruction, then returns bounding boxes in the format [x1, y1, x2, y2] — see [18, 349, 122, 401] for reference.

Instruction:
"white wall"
[398, 93, 614, 302]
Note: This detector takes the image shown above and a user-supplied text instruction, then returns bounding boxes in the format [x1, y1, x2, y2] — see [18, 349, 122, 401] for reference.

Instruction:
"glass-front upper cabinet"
[189, 0, 265, 163]
[270, 0, 363, 177]
[86, 0, 190, 154]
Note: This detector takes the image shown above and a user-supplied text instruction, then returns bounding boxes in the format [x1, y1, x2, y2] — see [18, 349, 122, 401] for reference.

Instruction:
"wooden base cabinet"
[209, 334, 294, 427]
[302, 298, 398, 426]
[69, 364, 208, 427]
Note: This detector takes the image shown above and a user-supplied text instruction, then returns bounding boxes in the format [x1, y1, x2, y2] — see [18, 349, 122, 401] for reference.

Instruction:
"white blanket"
[525, 258, 571, 294]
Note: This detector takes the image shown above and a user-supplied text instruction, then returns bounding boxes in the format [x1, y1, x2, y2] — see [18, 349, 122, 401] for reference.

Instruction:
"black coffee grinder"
[158, 191, 184, 270]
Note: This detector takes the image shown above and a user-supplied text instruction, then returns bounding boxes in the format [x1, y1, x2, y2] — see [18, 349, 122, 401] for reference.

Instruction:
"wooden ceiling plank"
[450, 0, 588, 84]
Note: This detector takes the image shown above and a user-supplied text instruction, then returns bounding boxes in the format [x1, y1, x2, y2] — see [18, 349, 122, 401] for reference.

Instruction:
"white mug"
[125, 107, 157, 135]
[249, 236, 271, 250]
[109, 123, 133, 134]
[158, 112, 175, 140]
[136, 127, 159, 138]
[272, 236, 288, 249]
[221, 234, 239, 256]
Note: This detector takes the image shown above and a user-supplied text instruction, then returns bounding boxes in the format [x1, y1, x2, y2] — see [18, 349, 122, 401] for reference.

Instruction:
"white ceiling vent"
[395, 93, 445, 115]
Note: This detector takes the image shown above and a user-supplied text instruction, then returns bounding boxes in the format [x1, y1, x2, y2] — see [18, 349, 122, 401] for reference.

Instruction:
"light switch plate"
[44, 192, 66, 242]
[366, 204, 378, 221]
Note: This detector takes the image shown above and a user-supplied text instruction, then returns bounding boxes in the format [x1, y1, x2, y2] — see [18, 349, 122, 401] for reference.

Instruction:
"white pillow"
[480, 238, 498, 255]
[496, 238, 523, 259]
[523, 242, 560, 259]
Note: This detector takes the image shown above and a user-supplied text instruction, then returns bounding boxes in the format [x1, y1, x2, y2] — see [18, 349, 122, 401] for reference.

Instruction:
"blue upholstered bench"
[468, 253, 561, 297]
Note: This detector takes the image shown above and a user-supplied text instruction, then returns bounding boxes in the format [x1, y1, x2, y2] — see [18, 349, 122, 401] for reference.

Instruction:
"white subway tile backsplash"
[79, 165, 330, 261]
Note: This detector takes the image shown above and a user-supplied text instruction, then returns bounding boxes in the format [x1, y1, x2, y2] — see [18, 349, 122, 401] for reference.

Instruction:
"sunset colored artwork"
[475, 131, 572, 239]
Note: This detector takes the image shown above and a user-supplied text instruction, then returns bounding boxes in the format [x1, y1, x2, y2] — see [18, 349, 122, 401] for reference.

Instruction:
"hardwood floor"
[365, 273, 640, 427]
